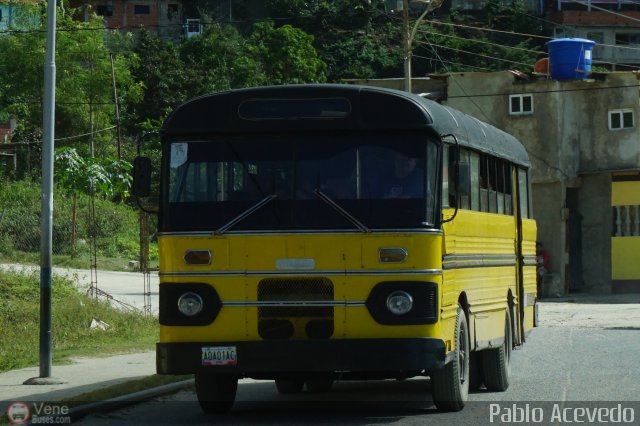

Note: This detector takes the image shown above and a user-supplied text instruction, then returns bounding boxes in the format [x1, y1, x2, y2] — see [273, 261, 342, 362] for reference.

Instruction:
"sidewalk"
[0, 352, 157, 412]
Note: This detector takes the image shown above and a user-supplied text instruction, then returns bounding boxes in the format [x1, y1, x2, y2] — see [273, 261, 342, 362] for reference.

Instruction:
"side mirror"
[132, 157, 152, 197]
[457, 161, 470, 198]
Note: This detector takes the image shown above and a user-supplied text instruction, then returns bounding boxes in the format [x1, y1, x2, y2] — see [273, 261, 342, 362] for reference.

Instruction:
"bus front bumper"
[157, 338, 446, 375]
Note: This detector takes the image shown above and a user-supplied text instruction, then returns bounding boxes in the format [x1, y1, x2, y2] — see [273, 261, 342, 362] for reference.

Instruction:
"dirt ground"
[538, 293, 640, 329]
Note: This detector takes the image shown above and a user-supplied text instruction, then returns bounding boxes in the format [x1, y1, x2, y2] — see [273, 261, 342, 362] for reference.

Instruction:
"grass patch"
[61, 374, 193, 405]
[0, 269, 157, 373]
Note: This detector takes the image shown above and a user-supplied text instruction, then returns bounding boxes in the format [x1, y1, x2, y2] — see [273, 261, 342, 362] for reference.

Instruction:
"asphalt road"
[78, 300, 640, 426]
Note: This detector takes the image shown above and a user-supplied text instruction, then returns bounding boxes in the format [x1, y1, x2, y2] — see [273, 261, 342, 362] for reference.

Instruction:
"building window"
[615, 33, 640, 46]
[609, 109, 634, 130]
[134, 5, 151, 15]
[96, 5, 114, 17]
[168, 4, 179, 20]
[186, 19, 202, 38]
[509, 94, 533, 116]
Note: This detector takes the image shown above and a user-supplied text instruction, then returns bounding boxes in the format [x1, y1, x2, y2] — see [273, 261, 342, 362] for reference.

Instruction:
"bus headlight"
[386, 291, 413, 316]
[177, 292, 204, 316]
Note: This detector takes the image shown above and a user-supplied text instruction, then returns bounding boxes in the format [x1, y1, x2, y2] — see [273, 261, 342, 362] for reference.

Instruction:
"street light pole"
[24, 0, 65, 386]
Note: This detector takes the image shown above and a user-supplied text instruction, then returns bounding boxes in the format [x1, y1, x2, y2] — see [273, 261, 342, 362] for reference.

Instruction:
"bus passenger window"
[457, 149, 470, 209]
[488, 157, 498, 213]
[504, 163, 513, 215]
[479, 155, 489, 212]
[496, 160, 505, 215]
[470, 151, 480, 211]
[442, 145, 449, 208]
[518, 168, 529, 218]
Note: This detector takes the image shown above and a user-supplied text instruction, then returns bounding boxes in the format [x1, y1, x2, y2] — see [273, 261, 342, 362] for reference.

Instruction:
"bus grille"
[257, 278, 334, 340]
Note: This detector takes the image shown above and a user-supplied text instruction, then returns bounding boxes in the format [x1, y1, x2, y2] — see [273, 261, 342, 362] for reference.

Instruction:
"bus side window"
[469, 151, 480, 211]
[442, 145, 449, 208]
[479, 155, 489, 212]
[518, 168, 529, 218]
[488, 157, 498, 213]
[504, 162, 513, 215]
[457, 149, 470, 210]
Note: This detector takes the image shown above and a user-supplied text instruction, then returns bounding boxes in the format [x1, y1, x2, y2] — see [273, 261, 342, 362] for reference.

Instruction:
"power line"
[414, 27, 542, 55]
[54, 126, 117, 142]
[422, 18, 551, 41]
[413, 40, 536, 67]
[413, 54, 491, 71]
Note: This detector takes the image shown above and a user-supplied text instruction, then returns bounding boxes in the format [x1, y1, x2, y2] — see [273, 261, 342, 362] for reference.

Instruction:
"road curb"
[56, 378, 194, 423]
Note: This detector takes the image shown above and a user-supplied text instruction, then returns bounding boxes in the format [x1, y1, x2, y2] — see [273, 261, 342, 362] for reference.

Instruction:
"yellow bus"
[133, 84, 537, 413]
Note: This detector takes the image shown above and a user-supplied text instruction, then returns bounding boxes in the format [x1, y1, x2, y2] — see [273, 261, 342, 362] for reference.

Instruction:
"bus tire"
[275, 378, 305, 394]
[306, 378, 334, 393]
[482, 310, 512, 391]
[431, 306, 469, 412]
[195, 373, 238, 414]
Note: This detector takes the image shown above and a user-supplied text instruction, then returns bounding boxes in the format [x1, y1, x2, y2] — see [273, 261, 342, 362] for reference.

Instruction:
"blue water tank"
[547, 38, 596, 80]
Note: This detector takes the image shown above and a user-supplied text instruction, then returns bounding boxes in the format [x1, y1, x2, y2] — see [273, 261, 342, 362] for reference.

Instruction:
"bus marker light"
[386, 291, 413, 315]
[184, 250, 211, 265]
[178, 292, 204, 316]
[379, 247, 408, 263]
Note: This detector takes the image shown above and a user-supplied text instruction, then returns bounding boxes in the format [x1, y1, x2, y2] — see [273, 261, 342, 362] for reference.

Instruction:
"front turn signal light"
[379, 247, 408, 263]
[184, 250, 211, 265]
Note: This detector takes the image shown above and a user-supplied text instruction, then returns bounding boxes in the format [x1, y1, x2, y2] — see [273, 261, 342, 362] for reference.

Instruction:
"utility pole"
[401, 0, 443, 93]
[402, 0, 412, 93]
[24, 0, 66, 385]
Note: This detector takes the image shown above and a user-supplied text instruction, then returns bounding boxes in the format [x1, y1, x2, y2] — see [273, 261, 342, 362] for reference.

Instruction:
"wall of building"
[532, 181, 567, 290]
[578, 173, 613, 293]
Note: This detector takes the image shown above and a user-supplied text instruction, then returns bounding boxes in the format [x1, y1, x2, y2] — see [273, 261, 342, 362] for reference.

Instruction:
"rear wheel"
[275, 378, 305, 394]
[195, 373, 238, 414]
[482, 310, 512, 391]
[431, 306, 469, 412]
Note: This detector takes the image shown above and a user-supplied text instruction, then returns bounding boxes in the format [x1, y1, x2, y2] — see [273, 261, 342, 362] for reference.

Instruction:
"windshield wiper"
[214, 194, 278, 235]
[313, 189, 370, 233]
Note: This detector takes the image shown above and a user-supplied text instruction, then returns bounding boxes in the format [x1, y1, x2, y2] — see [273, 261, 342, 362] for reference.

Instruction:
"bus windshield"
[162, 131, 439, 232]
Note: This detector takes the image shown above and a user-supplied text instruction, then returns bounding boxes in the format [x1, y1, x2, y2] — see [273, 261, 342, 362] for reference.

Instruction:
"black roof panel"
[162, 84, 530, 167]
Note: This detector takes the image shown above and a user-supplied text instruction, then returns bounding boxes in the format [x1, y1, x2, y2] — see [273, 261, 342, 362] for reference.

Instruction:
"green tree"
[247, 22, 327, 84]
[179, 23, 265, 94]
[0, 3, 142, 159]
[130, 29, 191, 130]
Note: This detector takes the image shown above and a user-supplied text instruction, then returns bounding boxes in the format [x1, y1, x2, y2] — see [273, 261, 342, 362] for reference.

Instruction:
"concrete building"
[70, 1, 185, 41]
[547, 1, 640, 70]
[354, 71, 640, 294]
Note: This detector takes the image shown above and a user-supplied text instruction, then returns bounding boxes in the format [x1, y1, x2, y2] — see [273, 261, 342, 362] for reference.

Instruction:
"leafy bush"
[0, 179, 141, 260]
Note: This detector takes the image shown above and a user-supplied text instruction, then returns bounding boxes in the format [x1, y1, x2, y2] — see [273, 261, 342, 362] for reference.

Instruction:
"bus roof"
[162, 84, 530, 168]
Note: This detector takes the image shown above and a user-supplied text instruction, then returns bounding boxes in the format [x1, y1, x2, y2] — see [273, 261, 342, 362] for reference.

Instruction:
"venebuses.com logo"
[5, 402, 30, 424]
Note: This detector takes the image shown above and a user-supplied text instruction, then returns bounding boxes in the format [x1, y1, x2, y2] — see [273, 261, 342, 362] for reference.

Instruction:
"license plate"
[201, 346, 237, 366]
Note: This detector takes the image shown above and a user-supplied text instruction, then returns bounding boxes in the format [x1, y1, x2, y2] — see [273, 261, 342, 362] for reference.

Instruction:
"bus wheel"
[195, 373, 238, 414]
[482, 310, 512, 391]
[431, 306, 469, 412]
[306, 378, 334, 393]
[275, 378, 305, 394]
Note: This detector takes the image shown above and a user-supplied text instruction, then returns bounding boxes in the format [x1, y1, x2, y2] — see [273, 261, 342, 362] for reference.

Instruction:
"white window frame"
[608, 109, 634, 131]
[186, 18, 202, 38]
[509, 94, 533, 116]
